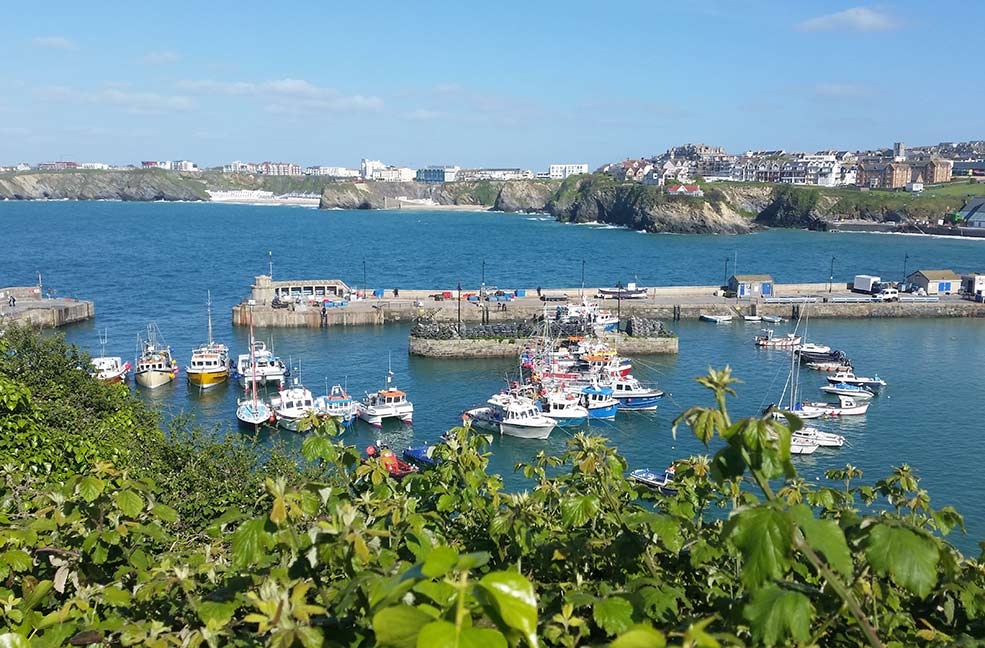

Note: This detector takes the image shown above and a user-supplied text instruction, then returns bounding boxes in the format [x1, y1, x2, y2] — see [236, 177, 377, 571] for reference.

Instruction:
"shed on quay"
[907, 269, 961, 295]
[728, 274, 774, 299]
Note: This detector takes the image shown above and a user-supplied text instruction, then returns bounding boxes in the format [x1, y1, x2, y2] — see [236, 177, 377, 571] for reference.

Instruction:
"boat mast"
[206, 290, 214, 346]
[250, 307, 258, 407]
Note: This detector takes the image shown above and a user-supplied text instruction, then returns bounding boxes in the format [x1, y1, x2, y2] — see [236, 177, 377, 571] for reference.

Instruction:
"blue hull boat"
[614, 395, 662, 411]
[403, 444, 440, 467]
[553, 416, 588, 427]
[629, 468, 677, 495]
[586, 403, 619, 419]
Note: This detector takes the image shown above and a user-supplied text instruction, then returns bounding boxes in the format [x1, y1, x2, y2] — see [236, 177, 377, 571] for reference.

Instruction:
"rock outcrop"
[0, 170, 209, 201]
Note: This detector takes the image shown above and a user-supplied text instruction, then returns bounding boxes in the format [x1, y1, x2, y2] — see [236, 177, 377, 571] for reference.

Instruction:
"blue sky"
[1, 1, 981, 170]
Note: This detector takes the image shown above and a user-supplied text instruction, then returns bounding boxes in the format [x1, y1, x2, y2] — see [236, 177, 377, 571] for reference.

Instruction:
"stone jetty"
[0, 286, 94, 328]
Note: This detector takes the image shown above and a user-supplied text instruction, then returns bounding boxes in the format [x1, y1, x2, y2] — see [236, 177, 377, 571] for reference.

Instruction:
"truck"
[853, 275, 882, 294]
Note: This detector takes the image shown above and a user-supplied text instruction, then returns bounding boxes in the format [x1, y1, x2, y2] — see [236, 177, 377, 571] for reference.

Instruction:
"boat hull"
[187, 369, 229, 389]
[237, 402, 273, 426]
[586, 404, 619, 419]
[615, 395, 662, 411]
[358, 410, 413, 427]
[548, 415, 588, 427]
[135, 369, 176, 389]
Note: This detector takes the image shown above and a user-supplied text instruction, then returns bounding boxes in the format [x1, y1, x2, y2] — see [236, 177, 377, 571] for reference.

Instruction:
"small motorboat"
[800, 395, 869, 417]
[539, 389, 589, 427]
[743, 315, 762, 322]
[820, 383, 875, 399]
[403, 443, 441, 468]
[766, 402, 823, 420]
[796, 426, 845, 448]
[234, 340, 288, 387]
[271, 380, 317, 432]
[799, 349, 850, 365]
[315, 384, 359, 427]
[366, 444, 419, 479]
[806, 360, 853, 372]
[755, 329, 802, 348]
[790, 436, 819, 455]
[596, 283, 648, 300]
[359, 362, 414, 427]
[825, 371, 887, 392]
[186, 292, 231, 390]
[603, 375, 663, 411]
[236, 398, 273, 427]
[700, 314, 733, 324]
[90, 356, 130, 383]
[466, 393, 557, 439]
[628, 467, 677, 495]
[579, 385, 620, 419]
[797, 342, 831, 354]
[761, 315, 785, 324]
[134, 323, 179, 389]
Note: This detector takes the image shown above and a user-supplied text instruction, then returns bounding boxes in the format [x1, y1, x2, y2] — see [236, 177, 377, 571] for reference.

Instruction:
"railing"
[763, 296, 819, 304]
[828, 296, 877, 303]
[900, 296, 940, 302]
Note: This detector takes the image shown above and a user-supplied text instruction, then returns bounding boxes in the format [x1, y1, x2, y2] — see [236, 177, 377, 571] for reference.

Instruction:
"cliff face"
[0, 170, 209, 201]
[547, 177, 756, 234]
[318, 180, 558, 211]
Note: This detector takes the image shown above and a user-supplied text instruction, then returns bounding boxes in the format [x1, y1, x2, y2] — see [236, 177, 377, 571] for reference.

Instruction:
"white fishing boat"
[825, 371, 887, 391]
[236, 309, 273, 427]
[90, 329, 130, 383]
[186, 291, 231, 389]
[315, 384, 358, 427]
[271, 379, 317, 432]
[761, 315, 786, 324]
[800, 395, 870, 417]
[358, 360, 413, 426]
[820, 383, 875, 399]
[806, 360, 853, 372]
[596, 282, 647, 300]
[134, 323, 178, 389]
[700, 313, 733, 324]
[235, 340, 288, 386]
[602, 375, 663, 411]
[466, 393, 557, 439]
[790, 436, 819, 455]
[755, 329, 802, 348]
[539, 389, 589, 427]
[743, 315, 762, 322]
[797, 342, 831, 354]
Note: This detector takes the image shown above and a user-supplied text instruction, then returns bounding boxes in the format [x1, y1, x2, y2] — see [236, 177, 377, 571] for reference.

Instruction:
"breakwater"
[408, 331, 678, 358]
[0, 289, 95, 329]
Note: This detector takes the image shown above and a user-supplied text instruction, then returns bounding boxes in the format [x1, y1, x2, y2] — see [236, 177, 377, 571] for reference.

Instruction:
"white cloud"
[177, 78, 383, 113]
[797, 7, 898, 32]
[142, 50, 180, 65]
[36, 85, 193, 114]
[32, 35, 76, 50]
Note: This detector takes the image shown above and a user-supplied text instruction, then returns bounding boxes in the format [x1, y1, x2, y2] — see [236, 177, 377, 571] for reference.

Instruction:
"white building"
[373, 167, 416, 183]
[306, 166, 360, 178]
[258, 162, 302, 176]
[456, 168, 534, 181]
[173, 160, 198, 172]
[223, 161, 258, 174]
[80, 162, 110, 170]
[360, 159, 387, 179]
[548, 163, 589, 180]
[15, 163, 30, 171]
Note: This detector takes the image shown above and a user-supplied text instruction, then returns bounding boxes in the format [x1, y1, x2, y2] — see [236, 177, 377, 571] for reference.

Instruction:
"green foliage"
[2, 331, 985, 646]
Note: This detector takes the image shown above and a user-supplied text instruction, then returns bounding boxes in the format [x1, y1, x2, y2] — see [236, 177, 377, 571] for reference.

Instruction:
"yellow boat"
[186, 291, 230, 389]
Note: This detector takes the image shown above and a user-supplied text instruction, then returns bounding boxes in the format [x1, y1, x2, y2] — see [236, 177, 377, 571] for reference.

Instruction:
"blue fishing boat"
[604, 375, 664, 411]
[629, 468, 677, 495]
[580, 385, 619, 419]
[403, 443, 441, 467]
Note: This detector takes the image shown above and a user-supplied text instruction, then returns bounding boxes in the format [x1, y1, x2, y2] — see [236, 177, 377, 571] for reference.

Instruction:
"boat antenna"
[386, 353, 393, 386]
[99, 329, 108, 357]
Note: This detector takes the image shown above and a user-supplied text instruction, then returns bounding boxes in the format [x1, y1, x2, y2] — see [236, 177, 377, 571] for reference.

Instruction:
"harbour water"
[3, 201, 985, 552]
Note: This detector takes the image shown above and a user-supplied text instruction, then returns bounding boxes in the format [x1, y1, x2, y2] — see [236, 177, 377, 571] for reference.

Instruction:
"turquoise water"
[3, 201, 985, 552]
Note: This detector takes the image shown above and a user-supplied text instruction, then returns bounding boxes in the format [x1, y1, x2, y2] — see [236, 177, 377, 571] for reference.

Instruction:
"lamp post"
[829, 256, 836, 293]
[363, 259, 367, 296]
[481, 258, 486, 297]
[723, 257, 729, 296]
[616, 281, 622, 330]
[457, 281, 462, 335]
[902, 253, 909, 286]
[268, 251, 272, 279]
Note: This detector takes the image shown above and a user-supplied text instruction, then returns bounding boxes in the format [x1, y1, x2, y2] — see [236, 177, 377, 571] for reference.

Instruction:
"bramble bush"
[2, 330, 985, 646]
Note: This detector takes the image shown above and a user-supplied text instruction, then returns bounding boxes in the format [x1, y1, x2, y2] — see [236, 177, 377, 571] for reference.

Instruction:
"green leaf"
[151, 504, 178, 523]
[78, 476, 105, 503]
[102, 586, 132, 607]
[115, 490, 144, 517]
[1, 550, 32, 573]
[744, 585, 812, 646]
[0, 634, 29, 648]
[231, 517, 273, 568]
[197, 601, 239, 630]
[422, 546, 458, 579]
[301, 434, 334, 463]
[373, 605, 432, 648]
[416, 622, 506, 648]
[725, 506, 793, 588]
[561, 495, 601, 528]
[593, 596, 635, 637]
[790, 504, 853, 578]
[294, 626, 323, 648]
[455, 552, 490, 572]
[610, 624, 667, 648]
[478, 571, 538, 645]
[865, 523, 940, 598]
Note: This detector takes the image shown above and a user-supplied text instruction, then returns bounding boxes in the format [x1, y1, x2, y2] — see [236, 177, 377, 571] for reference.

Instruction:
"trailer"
[852, 275, 882, 294]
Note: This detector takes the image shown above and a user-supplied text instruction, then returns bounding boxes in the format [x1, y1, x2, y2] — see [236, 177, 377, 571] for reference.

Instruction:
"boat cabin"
[190, 353, 224, 370]
[369, 389, 407, 405]
[728, 274, 774, 299]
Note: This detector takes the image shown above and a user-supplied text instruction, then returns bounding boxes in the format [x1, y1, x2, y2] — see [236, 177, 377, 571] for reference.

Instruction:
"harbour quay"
[232, 275, 985, 329]
[0, 285, 94, 328]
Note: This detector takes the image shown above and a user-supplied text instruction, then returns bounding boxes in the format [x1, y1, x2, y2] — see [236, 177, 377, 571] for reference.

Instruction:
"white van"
[875, 288, 899, 302]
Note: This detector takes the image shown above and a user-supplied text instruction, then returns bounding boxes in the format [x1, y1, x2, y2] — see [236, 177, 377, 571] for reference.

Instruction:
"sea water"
[2, 201, 984, 552]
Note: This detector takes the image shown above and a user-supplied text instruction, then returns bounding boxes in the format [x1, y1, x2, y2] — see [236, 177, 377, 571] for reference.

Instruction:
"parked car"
[874, 288, 900, 302]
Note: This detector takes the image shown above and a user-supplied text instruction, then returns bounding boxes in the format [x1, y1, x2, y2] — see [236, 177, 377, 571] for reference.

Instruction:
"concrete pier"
[0, 287, 95, 329]
[234, 279, 985, 329]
